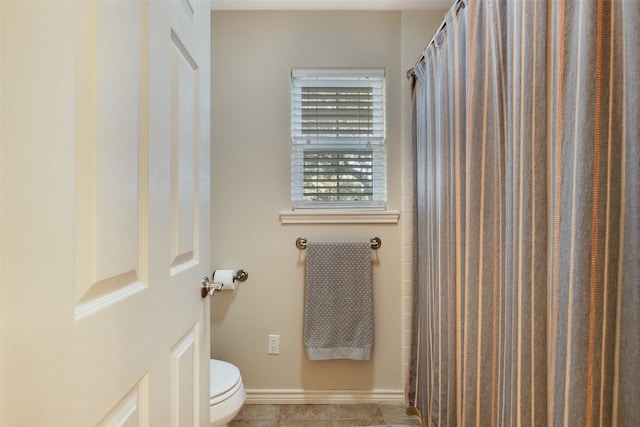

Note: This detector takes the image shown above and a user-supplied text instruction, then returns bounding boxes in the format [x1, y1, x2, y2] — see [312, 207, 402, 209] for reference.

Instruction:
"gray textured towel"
[304, 240, 374, 360]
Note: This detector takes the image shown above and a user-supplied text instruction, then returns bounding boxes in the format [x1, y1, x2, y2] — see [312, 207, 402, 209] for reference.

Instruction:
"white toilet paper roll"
[213, 269, 236, 290]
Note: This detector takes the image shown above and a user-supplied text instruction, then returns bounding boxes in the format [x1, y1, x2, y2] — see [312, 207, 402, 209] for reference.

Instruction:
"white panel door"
[0, 1, 211, 426]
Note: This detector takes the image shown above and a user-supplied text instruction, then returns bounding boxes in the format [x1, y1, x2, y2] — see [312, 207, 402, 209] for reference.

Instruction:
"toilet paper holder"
[232, 269, 249, 282]
[201, 269, 249, 298]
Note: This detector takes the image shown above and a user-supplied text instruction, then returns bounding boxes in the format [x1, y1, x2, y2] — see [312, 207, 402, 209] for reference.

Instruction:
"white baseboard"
[245, 389, 405, 405]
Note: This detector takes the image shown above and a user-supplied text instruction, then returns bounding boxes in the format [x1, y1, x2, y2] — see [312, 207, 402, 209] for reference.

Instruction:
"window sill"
[279, 209, 400, 225]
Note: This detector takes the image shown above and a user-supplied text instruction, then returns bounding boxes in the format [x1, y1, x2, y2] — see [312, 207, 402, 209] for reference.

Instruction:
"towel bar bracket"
[296, 236, 381, 250]
[296, 237, 308, 249]
[370, 237, 382, 249]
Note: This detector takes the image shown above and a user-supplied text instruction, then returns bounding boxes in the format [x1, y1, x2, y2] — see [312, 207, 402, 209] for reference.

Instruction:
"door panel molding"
[97, 374, 150, 427]
[169, 29, 201, 274]
[74, 0, 150, 314]
[171, 323, 201, 427]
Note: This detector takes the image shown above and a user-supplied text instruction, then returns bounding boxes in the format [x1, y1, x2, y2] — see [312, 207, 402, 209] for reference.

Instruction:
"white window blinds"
[291, 68, 386, 208]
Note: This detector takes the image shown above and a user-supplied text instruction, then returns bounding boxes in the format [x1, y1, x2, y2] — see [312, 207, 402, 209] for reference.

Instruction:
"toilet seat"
[209, 359, 246, 427]
[210, 359, 242, 405]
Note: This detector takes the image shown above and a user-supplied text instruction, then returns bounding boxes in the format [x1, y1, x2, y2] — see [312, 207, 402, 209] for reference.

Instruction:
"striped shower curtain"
[408, 0, 639, 425]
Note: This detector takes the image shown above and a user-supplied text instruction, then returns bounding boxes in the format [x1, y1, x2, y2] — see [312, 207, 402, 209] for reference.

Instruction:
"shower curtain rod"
[406, 0, 466, 80]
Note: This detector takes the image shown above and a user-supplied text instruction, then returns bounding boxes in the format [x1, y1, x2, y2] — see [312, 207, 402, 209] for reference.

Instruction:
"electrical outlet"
[268, 334, 280, 354]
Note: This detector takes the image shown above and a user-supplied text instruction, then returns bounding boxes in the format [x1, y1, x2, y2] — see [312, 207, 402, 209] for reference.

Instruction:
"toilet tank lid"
[210, 359, 241, 397]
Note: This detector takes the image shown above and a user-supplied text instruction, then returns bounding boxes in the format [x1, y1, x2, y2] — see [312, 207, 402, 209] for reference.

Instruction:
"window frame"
[290, 67, 387, 210]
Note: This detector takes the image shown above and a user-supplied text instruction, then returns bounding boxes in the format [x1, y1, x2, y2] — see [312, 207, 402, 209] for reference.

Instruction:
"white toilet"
[209, 359, 246, 427]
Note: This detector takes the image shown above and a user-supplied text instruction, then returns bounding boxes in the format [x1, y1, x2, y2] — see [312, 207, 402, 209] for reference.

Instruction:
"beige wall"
[210, 9, 444, 401]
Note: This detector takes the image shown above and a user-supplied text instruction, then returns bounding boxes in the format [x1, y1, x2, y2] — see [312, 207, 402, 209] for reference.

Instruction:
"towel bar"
[296, 236, 382, 250]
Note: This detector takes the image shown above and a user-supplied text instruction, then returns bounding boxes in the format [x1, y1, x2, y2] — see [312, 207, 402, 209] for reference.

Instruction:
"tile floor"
[229, 402, 423, 427]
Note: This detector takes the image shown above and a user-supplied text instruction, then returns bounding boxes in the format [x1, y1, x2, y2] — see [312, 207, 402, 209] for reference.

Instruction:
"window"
[290, 68, 386, 209]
